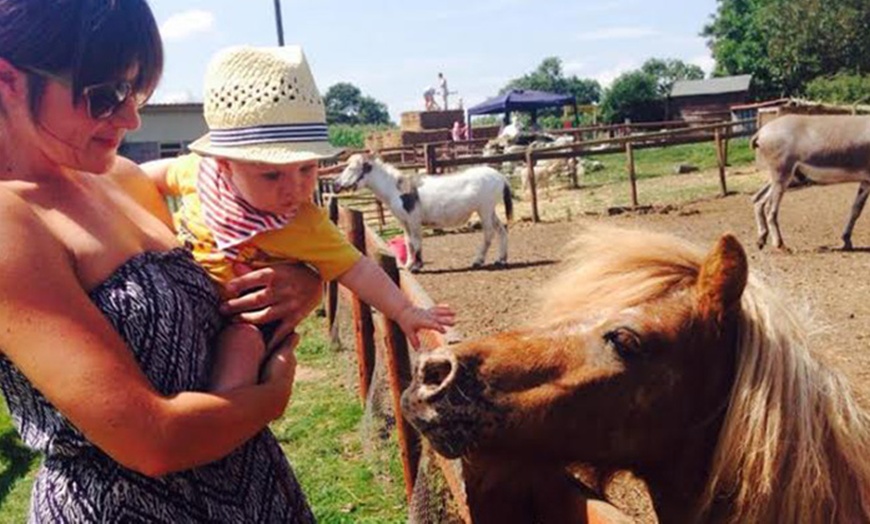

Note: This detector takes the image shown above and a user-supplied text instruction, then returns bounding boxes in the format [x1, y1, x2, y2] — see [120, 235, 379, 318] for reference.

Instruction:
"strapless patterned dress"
[0, 249, 314, 523]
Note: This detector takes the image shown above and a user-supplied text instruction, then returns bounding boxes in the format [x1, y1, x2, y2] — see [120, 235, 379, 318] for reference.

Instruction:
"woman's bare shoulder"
[0, 186, 69, 274]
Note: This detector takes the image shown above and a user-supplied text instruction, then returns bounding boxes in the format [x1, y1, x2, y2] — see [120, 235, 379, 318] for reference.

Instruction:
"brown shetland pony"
[401, 227, 870, 523]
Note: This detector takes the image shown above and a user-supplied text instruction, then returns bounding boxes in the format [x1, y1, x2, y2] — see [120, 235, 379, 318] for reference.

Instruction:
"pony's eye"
[604, 328, 643, 360]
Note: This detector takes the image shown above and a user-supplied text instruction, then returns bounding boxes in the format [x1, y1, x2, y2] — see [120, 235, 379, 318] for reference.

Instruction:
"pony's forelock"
[533, 226, 702, 327]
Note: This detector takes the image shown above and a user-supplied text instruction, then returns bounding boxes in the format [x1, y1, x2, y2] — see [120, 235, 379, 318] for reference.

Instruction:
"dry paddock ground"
[407, 167, 870, 522]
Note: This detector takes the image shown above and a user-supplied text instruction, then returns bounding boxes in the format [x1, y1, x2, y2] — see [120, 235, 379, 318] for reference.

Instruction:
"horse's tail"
[750, 131, 760, 150]
[502, 181, 514, 222]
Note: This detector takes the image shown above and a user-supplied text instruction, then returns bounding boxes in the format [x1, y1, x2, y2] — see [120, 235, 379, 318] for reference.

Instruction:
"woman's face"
[27, 69, 143, 174]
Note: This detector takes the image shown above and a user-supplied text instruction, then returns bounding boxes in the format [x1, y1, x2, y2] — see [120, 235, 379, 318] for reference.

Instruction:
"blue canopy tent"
[465, 89, 577, 134]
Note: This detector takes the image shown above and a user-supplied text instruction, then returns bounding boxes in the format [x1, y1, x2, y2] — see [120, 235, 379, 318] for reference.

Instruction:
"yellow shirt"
[166, 153, 361, 289]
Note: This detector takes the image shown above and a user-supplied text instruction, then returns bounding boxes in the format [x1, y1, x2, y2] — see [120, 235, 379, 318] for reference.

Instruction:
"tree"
[599, 71, 663, 124]
[502, 57, 602, 105]
[640, 58, 705, 97]
[323, 82, 390, 125]
[703, 0, 870, 99]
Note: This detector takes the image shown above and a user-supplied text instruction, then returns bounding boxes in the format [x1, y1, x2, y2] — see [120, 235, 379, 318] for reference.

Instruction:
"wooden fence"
[324, 198, 628, 523]
[318, 118, 755, 227]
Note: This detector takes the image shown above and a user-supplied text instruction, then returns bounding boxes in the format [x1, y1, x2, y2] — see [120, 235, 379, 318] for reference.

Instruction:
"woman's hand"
[221, 263, 322, 350]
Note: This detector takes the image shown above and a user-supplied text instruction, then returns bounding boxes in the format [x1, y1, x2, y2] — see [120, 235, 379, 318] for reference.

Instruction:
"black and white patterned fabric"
[0, 249, 314, 523]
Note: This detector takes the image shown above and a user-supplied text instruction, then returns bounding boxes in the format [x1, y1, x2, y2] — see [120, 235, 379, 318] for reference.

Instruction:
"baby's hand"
[396, 304, 456, 349]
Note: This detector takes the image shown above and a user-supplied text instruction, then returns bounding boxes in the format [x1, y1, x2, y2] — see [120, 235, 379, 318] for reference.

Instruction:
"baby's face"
[221, 159, 319, 215]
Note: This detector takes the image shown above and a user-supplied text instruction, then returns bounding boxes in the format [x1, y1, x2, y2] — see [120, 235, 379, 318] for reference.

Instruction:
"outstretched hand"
[396, 304, 456, 349]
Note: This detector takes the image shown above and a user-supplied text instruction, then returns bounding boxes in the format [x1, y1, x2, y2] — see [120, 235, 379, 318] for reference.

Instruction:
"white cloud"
[689, 54, 716, 76]
[160, 10, 215, 42]
[563, 61, 586, 75]
[591, 60, 639, 88]
[576, 27, 660, 42]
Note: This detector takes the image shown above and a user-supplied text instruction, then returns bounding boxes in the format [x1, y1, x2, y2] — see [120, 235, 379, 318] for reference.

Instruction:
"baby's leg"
[210, 323, 267, 392]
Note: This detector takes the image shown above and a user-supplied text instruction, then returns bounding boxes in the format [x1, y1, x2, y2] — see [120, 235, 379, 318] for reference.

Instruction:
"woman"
[0, 1, 319, 521]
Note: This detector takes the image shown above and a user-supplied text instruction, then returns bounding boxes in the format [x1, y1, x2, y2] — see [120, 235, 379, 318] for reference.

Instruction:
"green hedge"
[804, 73, 870, 105]
[328, 124, 394, 149]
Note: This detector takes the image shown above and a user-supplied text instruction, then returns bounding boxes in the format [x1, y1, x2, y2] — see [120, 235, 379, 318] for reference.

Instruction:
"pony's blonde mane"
[535, 226, 870, 523]
[372, 157, 422, 191]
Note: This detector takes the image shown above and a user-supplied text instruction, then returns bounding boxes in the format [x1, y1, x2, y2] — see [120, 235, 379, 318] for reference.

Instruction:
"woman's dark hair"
[0, 0, 163, 116]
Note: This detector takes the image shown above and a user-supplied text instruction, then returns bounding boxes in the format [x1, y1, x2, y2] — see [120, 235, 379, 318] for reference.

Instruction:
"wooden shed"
[668, 75, 752, 122]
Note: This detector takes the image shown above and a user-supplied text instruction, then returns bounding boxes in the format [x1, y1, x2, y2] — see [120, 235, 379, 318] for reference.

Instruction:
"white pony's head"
[333, 153, 375, 193]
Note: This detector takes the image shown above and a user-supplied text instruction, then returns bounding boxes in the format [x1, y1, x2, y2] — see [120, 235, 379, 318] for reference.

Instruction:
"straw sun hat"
[189, 45, 341, 164]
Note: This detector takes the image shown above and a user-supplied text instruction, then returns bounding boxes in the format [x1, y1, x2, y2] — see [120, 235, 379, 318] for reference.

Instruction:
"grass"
[0, 318, 407, 523]
[583, 136, 755, 188]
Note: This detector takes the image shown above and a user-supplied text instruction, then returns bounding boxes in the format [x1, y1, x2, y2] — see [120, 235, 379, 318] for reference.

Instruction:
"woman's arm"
[0, 192, 294, 477]
[110, 157, 175, 229]
[139, 157, 176, 195]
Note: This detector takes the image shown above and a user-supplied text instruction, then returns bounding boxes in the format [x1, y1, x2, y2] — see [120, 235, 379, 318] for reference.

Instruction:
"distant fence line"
[318, 118, 755, 225]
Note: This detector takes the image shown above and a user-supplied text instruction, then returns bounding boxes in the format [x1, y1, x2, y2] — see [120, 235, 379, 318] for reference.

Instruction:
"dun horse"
[753, 114, 870, 250]
[402, 227, 870, 523]
[333, 154, 512, 272]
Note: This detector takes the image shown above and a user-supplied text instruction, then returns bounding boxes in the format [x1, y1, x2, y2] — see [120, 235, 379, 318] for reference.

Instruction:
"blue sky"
[148, 0, 719, 122]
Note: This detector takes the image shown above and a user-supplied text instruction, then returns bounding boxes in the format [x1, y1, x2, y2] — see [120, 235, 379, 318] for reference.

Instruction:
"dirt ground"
[410, 169, 870, 521]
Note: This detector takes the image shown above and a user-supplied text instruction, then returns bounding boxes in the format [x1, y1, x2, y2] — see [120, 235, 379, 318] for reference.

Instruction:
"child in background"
[147, 45, 454, 391]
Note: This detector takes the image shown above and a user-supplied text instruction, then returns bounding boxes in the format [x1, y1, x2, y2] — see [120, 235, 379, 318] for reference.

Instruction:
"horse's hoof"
[493, 259, 507, 268]
[471, 260, 484, 269]
[842, 241, 854, 251]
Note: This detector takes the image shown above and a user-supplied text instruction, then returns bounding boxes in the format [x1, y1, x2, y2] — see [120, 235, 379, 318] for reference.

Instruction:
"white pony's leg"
[406, 226, 424, 272]
[753, 182, 772, 249]
[472, 213, 495, 268]
[493, 212, 508, 265]
[841, 180, 870, 250]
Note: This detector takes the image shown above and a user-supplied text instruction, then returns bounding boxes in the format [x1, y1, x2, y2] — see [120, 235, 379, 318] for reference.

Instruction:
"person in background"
[0, 1, 325, 521]
[451, 120, 468, 142]
[438, 72, 449, 110]
[146, 45, 455, 392]
[423, 85, 439, 111]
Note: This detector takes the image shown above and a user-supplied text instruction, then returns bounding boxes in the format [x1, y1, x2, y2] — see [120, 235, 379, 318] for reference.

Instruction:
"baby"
[148, 45, 454, 390]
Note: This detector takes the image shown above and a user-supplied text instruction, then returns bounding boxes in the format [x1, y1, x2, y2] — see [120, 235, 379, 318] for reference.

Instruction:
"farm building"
[668, 74, 752, 122]
[120, 102, 206, 163]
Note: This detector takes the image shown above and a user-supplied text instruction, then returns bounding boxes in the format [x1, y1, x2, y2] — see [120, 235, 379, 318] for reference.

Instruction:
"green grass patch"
[583, 137, 754, 187]
[271, 320, 406, 523]
[0, 400, 38, 522]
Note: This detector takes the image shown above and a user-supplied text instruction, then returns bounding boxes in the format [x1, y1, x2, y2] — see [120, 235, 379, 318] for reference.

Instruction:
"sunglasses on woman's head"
[21, 66, 147, 120]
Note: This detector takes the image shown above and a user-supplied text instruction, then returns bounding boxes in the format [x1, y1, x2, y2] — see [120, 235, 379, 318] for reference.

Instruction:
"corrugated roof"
[670, 75, 752, 98]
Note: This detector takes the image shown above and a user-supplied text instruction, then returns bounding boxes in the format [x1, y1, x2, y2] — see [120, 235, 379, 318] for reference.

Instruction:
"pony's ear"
[696, 234, 748, 325]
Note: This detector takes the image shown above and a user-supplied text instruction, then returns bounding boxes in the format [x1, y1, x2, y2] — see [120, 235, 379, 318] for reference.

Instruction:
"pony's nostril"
[422, 358, 454, 388]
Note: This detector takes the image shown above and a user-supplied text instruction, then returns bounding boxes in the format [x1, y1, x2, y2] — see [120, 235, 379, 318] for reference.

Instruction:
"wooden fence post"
[378, 253, 422, 502]
[347, 210, 377, 402]
[625, 142, 638, 208]
[526, 149, 540, 223]
[325, 197, 340, 337]
[569, 156, 579, 189]
[424, 143, 437, 174]
[714, 128, 728, 196]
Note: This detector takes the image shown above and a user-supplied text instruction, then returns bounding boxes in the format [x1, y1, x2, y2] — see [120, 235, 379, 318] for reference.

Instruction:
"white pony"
[332, 154, 513, 272]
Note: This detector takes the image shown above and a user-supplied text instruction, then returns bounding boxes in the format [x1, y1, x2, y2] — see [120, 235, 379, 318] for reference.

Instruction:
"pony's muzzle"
[414, 349, 458, 402]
